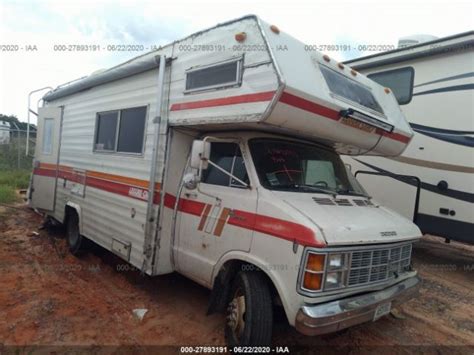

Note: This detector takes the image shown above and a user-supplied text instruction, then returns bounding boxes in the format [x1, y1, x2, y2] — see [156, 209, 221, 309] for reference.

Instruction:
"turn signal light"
[235, 32, 247, 42]
[270, 25, 280, 34]
[306, 253, 325, 272]
[303, 272, 322, 290]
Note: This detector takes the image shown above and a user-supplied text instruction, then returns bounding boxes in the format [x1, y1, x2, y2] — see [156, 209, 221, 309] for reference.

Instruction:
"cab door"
[31, 106, 62, 211]
[176, 142, 256, 285]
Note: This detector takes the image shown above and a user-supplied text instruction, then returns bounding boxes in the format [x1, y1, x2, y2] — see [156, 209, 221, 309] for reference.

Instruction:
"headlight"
[325, 271, 345, 289]
[300, 251, 349, 293]
[328, 254, 344, 269]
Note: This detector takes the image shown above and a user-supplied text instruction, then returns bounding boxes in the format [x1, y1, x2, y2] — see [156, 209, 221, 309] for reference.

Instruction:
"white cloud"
[0, 0, 472, 122]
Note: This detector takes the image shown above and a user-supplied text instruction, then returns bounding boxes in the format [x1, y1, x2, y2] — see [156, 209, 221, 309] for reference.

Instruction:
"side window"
[185, 58, 242, 92]
[42, 118, 54, 155]
[201, 142, 249, 188]
[94, 106, 147, 154]
[368, 67, 414, 105]
[95, 111, 118, 151]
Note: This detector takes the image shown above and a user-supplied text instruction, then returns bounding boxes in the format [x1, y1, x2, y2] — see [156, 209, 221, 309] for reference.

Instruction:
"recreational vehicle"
[344, 31, 474, 244]
[29, 16, 421, 346]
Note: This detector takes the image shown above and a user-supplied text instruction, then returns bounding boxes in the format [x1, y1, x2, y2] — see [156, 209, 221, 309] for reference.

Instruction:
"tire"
[66, 211, 88, 256]
[225, 271, 273, 347]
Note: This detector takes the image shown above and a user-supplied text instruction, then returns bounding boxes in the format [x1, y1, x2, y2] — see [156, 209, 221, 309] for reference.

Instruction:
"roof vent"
[398, 34, 438, 48]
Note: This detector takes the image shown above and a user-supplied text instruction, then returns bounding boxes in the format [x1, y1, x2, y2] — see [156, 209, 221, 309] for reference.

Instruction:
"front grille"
[348, 243, 412, 287]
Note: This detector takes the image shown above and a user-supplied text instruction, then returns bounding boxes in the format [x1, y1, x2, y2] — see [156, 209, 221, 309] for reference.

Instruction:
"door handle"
[185, 192, 198, 199]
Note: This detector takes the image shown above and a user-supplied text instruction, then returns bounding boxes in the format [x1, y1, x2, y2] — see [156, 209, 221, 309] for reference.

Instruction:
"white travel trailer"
[30, 15, 421, 346]
[0, 121, 10, 144]
[344, 31, 474, 244]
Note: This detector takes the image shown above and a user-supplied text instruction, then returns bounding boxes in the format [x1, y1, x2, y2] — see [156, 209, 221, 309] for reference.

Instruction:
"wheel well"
[208, 259, 282, 315]
[64, 205, 79, 225]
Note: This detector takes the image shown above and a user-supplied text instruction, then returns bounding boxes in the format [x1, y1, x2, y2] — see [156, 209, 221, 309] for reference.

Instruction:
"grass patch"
[0, 169, 30, 203]
[0, 185, 16, 204]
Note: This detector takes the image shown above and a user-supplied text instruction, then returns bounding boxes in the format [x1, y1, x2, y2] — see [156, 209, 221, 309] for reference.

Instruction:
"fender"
[64, 202, 83, 234]
[208, 250, 299, 325]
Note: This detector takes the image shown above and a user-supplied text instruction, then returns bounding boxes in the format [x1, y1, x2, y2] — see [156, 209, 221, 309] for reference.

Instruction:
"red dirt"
[0, 205, 473, 352]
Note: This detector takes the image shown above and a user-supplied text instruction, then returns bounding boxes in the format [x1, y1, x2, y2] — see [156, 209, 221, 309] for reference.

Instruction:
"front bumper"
[295, 274, 421, 336]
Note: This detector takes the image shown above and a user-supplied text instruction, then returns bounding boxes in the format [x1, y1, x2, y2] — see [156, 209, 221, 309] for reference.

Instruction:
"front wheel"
[225, 271, 273, 346]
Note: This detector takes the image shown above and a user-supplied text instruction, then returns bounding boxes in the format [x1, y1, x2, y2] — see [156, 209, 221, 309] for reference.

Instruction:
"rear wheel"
[66, 211, 88, 256]
[225, 271, 273, 347]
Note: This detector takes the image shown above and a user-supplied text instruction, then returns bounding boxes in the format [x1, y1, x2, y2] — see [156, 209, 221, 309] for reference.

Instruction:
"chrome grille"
[348, 243, 412, 287]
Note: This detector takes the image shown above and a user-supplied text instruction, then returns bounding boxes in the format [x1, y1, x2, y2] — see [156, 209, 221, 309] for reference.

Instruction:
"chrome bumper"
[295, 274, 421, 336]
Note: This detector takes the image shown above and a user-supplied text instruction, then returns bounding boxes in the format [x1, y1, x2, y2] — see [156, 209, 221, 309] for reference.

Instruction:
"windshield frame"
[247, 137, 369, 197]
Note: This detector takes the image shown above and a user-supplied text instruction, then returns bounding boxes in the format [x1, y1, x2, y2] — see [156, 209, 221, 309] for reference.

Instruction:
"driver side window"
[201, 142, 249, 188]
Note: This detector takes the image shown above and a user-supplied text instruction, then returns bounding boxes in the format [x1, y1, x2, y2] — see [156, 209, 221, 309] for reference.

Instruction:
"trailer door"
[31, 106, 62, 211]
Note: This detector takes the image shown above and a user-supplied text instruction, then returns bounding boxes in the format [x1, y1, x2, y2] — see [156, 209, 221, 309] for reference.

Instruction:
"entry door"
[176, 142, 256, 285]
[31, 106, 62, 211]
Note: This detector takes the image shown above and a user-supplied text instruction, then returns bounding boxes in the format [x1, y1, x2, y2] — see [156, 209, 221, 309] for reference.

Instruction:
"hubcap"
[227, 288, 246, 339]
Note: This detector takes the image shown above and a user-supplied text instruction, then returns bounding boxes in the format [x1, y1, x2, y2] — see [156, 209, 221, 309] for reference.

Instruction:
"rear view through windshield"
[320, 65, 384, 115]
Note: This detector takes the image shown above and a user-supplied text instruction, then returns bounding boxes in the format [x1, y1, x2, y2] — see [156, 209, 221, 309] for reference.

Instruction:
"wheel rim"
[227, 287, 246, 340]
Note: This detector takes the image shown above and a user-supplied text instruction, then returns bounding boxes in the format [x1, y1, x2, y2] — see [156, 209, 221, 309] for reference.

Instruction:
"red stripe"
[279, 92, 340, 120]
[163, 193, 206, 216]
[34, 165, 323, 246]
[170, 91, 275, 111]
[33, 167, 57, 178]
[377, 129, 411, 144]
[228, 210, 323, 247]
[280, 91, 411, 144]
[87, 176, 149, 202]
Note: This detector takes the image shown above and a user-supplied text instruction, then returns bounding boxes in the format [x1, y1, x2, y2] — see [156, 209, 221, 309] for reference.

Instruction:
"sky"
[0, 0, 473, 124]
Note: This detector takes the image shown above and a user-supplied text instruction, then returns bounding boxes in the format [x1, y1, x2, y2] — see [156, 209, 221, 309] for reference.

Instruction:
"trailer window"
[117, 107, 147, 153]
[95, 112, 118, 151]
[185, 58, 242, 92]
[368, 67, 414, 105]
[319, 64, 384, 115]
[42, 118, 54, 155]
[201, 142, 249, 188]
[95, 106, 147, 154]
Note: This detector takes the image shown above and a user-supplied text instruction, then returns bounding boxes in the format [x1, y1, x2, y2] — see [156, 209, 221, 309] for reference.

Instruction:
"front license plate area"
[373, 302, 391, 321]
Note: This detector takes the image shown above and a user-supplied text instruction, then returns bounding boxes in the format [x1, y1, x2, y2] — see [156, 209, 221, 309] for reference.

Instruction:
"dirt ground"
[0, 204, 473, 353]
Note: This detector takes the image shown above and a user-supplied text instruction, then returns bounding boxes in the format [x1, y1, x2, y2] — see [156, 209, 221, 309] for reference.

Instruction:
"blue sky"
[0, 0, 473, 122]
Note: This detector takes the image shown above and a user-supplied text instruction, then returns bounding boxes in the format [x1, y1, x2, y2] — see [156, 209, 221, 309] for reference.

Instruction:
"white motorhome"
[0, 121, 11, 144]
[29, 16, 421, 346]
[344, 31, 474, 245]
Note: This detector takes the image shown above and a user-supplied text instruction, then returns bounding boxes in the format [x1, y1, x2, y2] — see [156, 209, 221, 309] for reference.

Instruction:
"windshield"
[249, 139, 368, 196]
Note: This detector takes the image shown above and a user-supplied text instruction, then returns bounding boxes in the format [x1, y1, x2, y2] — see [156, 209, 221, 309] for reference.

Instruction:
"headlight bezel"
[299, 250, 350, 294]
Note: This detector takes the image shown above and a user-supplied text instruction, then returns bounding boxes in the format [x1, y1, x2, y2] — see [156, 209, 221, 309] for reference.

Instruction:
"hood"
[272, 191, 421, 246]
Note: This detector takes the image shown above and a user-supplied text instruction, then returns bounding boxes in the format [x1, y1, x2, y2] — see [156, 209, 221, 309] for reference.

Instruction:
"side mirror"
[190, 140, 211, 170]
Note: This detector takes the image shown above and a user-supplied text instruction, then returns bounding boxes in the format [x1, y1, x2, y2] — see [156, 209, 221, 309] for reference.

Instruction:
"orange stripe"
[198, 204, 212, 231]
[38, 162, 58, 170]
[86, 170, 154, 190]
[214, 208, 231, 237]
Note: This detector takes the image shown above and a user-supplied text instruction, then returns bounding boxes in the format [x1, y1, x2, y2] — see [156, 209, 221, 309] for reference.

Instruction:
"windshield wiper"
[273, 183, 337, 196]
[336, 188, 370, 198]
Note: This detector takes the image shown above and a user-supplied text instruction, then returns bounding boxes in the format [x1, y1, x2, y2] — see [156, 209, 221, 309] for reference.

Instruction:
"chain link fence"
[0, 126, 36, 171]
